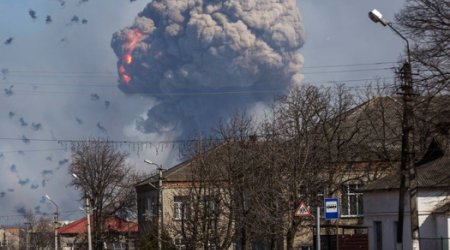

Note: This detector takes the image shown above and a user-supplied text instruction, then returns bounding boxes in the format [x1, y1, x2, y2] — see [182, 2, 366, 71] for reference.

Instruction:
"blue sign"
[324, 198, 339, 219]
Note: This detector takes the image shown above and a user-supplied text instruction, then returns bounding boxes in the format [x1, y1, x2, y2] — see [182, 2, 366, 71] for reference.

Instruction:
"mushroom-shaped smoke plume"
[112, 0, 305, 136]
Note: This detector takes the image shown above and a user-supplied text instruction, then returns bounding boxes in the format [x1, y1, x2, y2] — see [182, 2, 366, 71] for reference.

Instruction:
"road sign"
[324, 198, 339, 219]
[294, 201, 311, 217]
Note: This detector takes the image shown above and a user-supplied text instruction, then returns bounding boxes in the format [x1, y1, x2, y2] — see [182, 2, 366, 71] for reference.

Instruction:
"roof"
[57, 216, 137, 235]
[432, 201, 450, 215]
[135, 157, 195, 188]
[135, 144, 229, 188]
[361, 144, 450, 192]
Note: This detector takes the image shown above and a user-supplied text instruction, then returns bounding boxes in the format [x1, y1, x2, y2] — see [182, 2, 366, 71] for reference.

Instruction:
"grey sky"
[0, 0, 406, 223]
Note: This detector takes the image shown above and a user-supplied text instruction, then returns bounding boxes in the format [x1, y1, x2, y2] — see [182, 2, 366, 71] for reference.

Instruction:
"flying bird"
[46, 15, 52, 24]
[19, 117, 28, 127]
[96, 122, 107, 133]
[75, 117, 83, 125]
[28, 9, 37, 20]
[90, 93, 100, 101]
[82, 19, 88, 24]
[4, 37, 13, 45]
[1, 68, 9, 79]
[18, 178, 30, 186]
[58, 159, 68, 166]
[15, 206, 26, 215]
[31, 184, 39, 189]
[104, 100, 110, 109]
[4, 85, 14, 96]
[31, 122, 42, 131]
[70, 15, 80, 23]
[34, 206, 41, 214]
[21, 135, 31, 144]
[42, 169, 53, 176]
[10, 164, 17, 173]
[8, 111, 16, 118]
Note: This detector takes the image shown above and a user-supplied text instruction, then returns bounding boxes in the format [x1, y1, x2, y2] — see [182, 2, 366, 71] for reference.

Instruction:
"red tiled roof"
[57, 216, 138, 235]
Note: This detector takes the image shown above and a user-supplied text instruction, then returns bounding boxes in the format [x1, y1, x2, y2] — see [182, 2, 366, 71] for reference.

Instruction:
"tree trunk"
[286, 228, 295, 250]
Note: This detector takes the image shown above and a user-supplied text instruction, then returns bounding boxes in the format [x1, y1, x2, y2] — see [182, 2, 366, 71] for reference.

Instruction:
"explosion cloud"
[112, 0, 305, 136]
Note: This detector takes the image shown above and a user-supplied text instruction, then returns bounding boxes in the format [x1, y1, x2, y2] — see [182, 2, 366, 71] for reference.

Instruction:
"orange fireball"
[123, 54, 132, 64]
[118, 29, 143, 85]
[122, 74, 131, 85]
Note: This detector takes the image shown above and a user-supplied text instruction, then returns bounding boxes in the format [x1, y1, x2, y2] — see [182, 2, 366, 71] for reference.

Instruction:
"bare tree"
[175, 112, 262, 250]
[396, 0, 450, 93]
[69, 139, 138, 249]
[20, 211, 53, 250]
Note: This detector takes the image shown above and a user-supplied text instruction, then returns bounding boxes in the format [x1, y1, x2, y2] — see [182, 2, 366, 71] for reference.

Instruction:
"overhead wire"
[0, 148, 67, 154]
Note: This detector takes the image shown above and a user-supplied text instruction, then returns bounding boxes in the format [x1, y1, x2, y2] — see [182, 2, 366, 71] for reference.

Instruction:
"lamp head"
[368, 9, 388, 26]
[45, 194, 51, 200]
[144, 159, 153, 165]
[72, 173, 79, 179]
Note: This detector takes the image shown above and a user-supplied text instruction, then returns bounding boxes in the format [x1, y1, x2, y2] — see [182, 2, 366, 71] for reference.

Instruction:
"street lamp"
[45, 194, 59, 250]
[368, 9, 411, 63]
[72, 173, 93, 250]
[144, 160, 163, 250]
[368, 9, 418, 250]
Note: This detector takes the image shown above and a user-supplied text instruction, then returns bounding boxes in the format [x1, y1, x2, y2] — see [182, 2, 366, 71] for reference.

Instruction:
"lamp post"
[144, 160, 163, 250]
[45, 194, 59, 250]
[72, 173, 93, 250]
[368, 9, 419, 250]
[24, 222, 31, 250]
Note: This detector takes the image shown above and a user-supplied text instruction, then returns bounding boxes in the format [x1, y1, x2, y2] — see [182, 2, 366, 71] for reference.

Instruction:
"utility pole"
[316, 207, 321, 250]
[45, 194, 59, 250]
[368, 9, 419, 250]
[398, 60, 420, 250]
[54, 211, 59, 250]
[24, 223, 31, 250]
[158, 166, 163, 250]
[144, 160, 163, 250]
[71, 173, 93, 250]
[86, 197, 93, 250]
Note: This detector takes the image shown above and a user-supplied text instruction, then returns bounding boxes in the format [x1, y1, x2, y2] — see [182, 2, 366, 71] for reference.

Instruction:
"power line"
[303, 61, 398, 69]
[1, 76, 396, 88]
[303, 67, 395, 74]
[0, 78, 398, 96]
[5, 66, 394, 77]
[4, 61, 399, 74]
[0, 148, 67, 154]
[0, 136, 201, 145]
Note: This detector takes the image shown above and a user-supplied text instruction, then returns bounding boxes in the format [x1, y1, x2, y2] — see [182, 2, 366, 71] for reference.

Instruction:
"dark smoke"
[112, 0, 304, 136]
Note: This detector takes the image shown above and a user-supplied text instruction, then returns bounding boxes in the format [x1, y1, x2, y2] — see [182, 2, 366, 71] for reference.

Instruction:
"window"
[207, 241, 217, 250]
[143, 197, 156, 221]
[341, 183, 363, 217]
[173, 196, 188, 220]
[205, 197, 218, 219]
[174, 236, 186, 250]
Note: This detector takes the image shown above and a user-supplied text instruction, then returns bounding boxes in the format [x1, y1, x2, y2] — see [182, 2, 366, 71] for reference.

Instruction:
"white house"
[362, 142, 450, 250]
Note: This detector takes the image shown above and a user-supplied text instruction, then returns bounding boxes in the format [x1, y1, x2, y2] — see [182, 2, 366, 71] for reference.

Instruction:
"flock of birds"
[3, 0, 138, 46]
[1, 0, 139, 217]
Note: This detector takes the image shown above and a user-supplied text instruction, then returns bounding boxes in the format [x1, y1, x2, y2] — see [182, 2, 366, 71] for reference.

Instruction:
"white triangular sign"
[294, 201, 311, 217]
